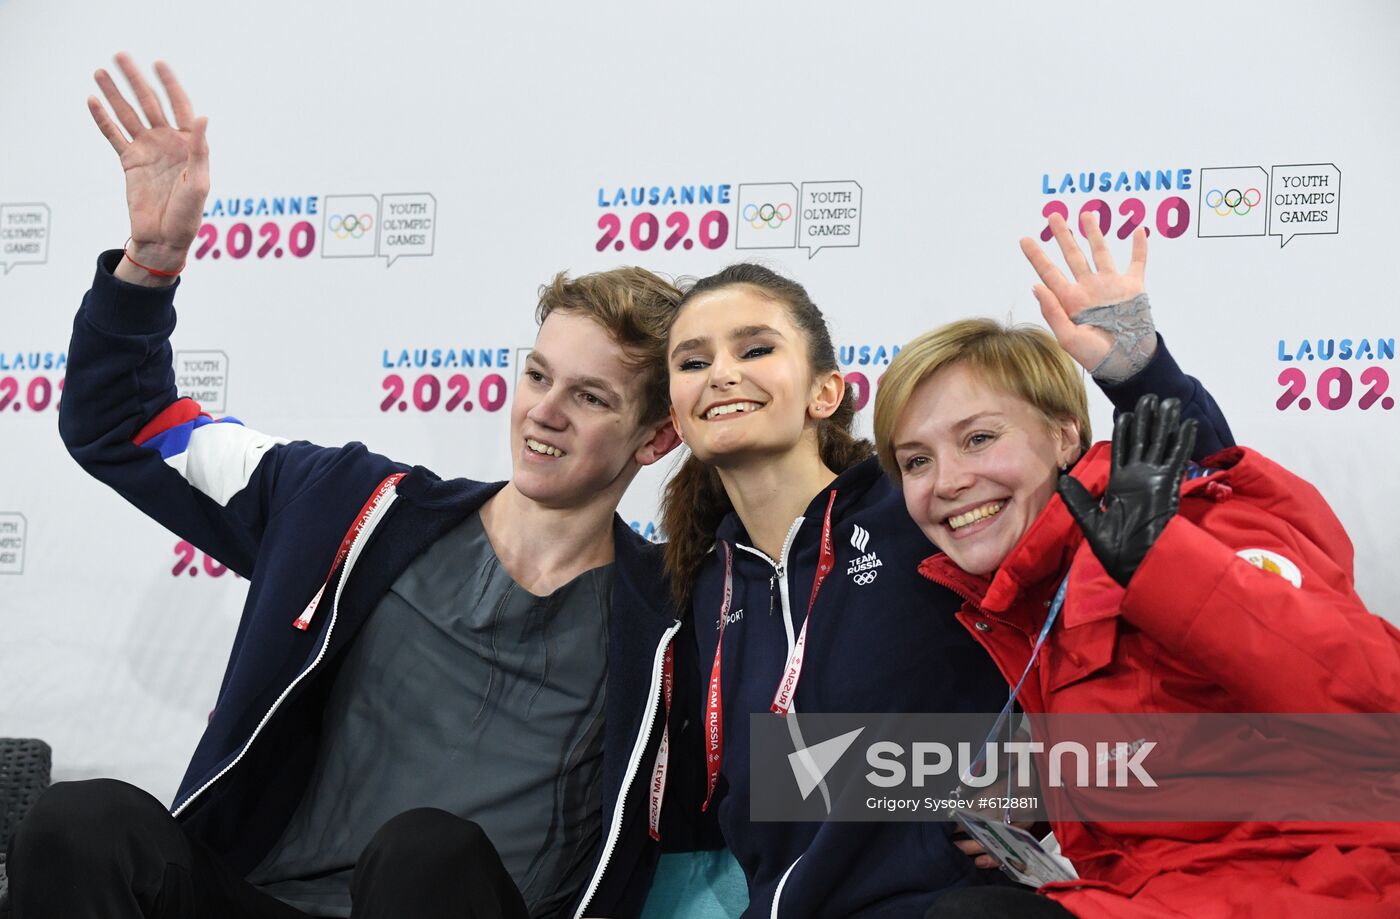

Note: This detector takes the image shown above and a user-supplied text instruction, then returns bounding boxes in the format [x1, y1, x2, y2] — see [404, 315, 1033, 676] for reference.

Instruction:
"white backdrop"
[2, 0, 1396, 803]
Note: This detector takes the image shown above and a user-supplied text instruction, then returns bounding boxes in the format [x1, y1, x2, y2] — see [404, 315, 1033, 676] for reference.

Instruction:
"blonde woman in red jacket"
[872, 224, 1400, 919]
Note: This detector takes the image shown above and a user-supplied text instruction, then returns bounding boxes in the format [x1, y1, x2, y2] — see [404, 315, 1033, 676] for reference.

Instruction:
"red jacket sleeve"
[1118, 473, 1400, 714]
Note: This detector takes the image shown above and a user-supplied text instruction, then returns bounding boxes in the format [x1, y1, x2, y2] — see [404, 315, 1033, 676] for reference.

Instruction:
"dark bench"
[0, 739, 52, 917]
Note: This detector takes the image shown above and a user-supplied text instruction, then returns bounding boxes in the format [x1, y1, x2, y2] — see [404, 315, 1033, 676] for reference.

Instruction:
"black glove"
[1057, 393, 1197, 587]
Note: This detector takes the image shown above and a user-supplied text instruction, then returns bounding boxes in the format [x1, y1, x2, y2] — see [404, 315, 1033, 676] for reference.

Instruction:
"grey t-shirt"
[248, 511, 611, 918]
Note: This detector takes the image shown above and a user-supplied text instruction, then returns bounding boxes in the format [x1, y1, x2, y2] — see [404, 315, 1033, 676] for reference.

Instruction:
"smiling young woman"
[877, 320, 1090, 579]
[661, 264, 870, 607]
[877, 321, 1400, 919]
[655, 245, 1235, 919]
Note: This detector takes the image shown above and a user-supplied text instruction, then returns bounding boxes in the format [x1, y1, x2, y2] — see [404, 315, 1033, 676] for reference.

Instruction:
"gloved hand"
[1058, 393, 1197, 587]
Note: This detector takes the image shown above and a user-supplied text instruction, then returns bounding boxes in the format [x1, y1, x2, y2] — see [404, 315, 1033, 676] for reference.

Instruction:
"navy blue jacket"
[691, 340, 1233, 918]
[58, 252, 712, 919]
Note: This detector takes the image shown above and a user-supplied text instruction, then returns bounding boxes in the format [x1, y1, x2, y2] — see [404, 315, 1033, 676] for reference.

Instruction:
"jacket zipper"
[737, 515, 805, 658]
[573, 619, 683, 919]
[171, 488, 400, 817]
[770, 852, 804, 918]
[739, 515, 817, 919]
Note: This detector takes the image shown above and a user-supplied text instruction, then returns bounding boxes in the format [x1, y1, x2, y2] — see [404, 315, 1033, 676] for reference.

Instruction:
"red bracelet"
[123, 238, 185, 278]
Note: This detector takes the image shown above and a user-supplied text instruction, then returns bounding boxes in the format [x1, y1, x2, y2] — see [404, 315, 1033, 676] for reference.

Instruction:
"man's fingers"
[114, 52, 170, 129]
[154, 60, 194, 128]
[1081, 210, 1117, 275]
[189, 116, 211, 194]
[94, 67, 145, 137]
[191, 116, 210, 161]
[1129, 226, 1148, 283]
[1019, 236, 1076, 302]
[1049, 212, 1092, 281]
[87, 95, 129, 154]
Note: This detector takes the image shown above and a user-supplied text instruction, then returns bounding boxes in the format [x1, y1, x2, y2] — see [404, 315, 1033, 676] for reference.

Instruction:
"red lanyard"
[647, 641, 675, 840]
[292, 472, 404, 631]
[702, 490, 838, 809]
[702, 542, 735, 811]
[771, 490, 838, 716]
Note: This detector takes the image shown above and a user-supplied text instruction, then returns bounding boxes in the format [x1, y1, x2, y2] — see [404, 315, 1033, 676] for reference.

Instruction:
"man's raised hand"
[89, 54, 209, 284]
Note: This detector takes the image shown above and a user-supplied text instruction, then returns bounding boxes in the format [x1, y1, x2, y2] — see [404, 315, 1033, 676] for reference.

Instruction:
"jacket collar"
[393, 464, 506, 507]
[395, 466, 675, 627]
[713, 454, 886, 549]
[609, 514, 677, 628]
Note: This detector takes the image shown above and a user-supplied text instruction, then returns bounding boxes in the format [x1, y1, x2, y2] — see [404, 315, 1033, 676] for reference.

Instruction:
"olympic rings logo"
[742, 202, 793, 230]
[853, 570, 878, 586]
[328, 213, 376, 239]
[1205, 188, 1262, 217]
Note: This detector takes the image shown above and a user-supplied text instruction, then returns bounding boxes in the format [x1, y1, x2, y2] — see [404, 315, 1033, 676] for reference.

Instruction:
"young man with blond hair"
[8, 55, 707, 919]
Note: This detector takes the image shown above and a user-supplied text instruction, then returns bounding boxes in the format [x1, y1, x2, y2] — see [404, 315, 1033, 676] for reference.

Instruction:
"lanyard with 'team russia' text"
[703, 490, 838, 811]
[292, 473, 405, 631]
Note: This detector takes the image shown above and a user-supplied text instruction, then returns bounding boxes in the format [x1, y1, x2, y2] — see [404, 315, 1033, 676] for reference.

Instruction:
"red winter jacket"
[919, 442, 1400, 919]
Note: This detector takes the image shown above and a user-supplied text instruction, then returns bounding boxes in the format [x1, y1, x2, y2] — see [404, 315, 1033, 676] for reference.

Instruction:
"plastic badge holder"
[949, 808, 1077, 888]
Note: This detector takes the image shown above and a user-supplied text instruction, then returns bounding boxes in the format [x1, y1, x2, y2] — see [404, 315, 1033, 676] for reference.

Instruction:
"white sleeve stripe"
[171, 420, 289, 507]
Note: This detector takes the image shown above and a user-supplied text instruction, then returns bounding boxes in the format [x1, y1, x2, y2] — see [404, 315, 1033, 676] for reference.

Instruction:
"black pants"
[6, 779, 530, 919]
[924, 884, 1078, 918]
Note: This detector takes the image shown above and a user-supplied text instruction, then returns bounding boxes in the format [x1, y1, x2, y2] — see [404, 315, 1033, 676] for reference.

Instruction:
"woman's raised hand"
[89, 54, 209, 281]
[1019, 213, 1152, 378]
[1059, 394, 1197, 587]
